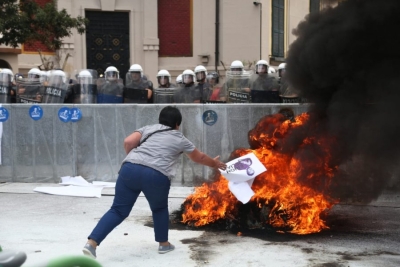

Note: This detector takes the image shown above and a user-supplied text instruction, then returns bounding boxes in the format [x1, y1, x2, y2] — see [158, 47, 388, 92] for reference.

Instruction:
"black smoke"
[285, 0, 400, 202]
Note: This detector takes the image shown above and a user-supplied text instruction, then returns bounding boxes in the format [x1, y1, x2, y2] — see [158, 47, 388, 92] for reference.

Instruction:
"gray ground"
[0, 183, 399, 267]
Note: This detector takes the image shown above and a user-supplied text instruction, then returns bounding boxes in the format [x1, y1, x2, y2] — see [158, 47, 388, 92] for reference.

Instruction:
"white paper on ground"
[59, 176, 116, 188]
[220, 152, 267, 204]
[33, 176, 116, 198]
[59, 176, 91, 186]
[33, 185, 103, 198]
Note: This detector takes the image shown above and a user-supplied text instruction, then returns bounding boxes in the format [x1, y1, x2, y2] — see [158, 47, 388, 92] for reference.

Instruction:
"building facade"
[0, 0, 339, 82]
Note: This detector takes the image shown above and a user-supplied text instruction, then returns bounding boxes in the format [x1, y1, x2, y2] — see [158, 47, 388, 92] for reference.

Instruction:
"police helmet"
[105, 66, 119, 80]
[129, 64, 143, 77]
[78, 70, 92, 78]
[176, 74, 183, 84]
[255, 59, 269, 74]
[28, 68, 41, 79]
[206, 72, 219, 84]
[157, 69, 171, 78]
[51, 70, 67, 83]
[78, 70, 93, 83]
[194, 65, 207, 82]
[182, 69, 195, 84]
[0, 68, 14, 82]
[230, 60, 244, 70]
[157, 69, 171, 85]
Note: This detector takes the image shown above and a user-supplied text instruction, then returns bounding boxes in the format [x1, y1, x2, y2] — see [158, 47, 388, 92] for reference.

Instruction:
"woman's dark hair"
[159, 106, 182, 128]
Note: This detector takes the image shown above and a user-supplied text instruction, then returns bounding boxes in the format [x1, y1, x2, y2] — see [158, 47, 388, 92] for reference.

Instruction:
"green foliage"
[0, 0, 88, 50]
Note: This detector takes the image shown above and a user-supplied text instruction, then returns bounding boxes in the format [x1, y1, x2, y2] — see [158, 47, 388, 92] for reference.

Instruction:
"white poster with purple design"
[220, 152, 267, 204]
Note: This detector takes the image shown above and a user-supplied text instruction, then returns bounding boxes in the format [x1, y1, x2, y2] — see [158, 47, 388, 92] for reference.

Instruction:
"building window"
[158, 0, 192, 57]
[310, 0, 320, 13]
[272, 0, 285, 58]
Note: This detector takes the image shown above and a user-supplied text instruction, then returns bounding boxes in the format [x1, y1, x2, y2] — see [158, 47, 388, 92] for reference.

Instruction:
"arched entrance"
[0, 59, 12, 70]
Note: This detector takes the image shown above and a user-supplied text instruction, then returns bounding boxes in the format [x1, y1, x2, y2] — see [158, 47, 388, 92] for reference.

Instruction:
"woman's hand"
[213, 156, 227, 170]
[188, 149, 226, 169]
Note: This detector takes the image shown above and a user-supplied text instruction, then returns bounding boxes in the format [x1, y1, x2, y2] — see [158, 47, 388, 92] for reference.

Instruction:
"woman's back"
[123, 124, 195, 178]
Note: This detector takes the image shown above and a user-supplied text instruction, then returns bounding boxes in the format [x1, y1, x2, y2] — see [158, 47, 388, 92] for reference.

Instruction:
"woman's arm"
[124, 131, 142, 154]
[187, 148, 226, 170]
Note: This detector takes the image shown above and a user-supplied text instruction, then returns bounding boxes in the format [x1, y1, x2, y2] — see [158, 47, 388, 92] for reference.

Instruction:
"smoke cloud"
[285, 0, 400, 202]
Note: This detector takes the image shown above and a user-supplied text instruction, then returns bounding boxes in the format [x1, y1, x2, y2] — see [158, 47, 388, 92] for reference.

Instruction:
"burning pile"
[179, 0, 400, 235]
[182, 112, 339, 235]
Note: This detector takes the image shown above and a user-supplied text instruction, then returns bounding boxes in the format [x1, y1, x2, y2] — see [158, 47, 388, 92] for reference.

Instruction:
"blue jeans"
[88, 162, 171, 245]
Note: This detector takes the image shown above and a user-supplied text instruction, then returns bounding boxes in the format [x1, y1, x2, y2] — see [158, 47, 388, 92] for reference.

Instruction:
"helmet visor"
[106, 71, 119, 80]
[158, 76, 169, 85]
[28, 73, 40, 80]
[256, 65, 268, 74]
[196, 72, 206, 81]
[183, 74, 193, 84]
[130, 72, 141, 81]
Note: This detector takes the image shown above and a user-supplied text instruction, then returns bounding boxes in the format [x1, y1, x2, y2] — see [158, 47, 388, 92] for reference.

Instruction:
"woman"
[83, 106, 227, 258]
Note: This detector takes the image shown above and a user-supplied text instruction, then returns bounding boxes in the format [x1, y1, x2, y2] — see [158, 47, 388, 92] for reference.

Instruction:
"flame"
[182, 112, 339, 234]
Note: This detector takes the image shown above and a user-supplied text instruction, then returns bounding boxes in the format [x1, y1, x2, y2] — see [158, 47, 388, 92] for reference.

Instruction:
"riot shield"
[0, 73, 13, 103]
[281, 95, 302, 103]
[153, 87, 177, 103]
[249, 73, 281, 103]
[123, 88, 148, 103]
[123, 78, 151, 103]
[16, 78, 43, 104]
[97, 78, 124, 103]
[173, 85, 202, 103]
[196, 82, 212, 102]
[280, 82, 302, 103]
[221, 71, 252, 103]
[72, 78, 97, 104]
[42, 71, 69, 103]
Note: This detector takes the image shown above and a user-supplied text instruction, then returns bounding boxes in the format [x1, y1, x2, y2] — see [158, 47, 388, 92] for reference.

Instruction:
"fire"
[182, 112, 339, 234]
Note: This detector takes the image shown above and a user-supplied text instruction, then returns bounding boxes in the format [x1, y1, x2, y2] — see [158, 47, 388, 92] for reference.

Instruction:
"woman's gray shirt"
[123, 124, 195, 179]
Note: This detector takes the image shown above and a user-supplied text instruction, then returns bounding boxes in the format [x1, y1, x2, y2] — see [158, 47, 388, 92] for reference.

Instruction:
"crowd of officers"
[0, 59, 299, 104]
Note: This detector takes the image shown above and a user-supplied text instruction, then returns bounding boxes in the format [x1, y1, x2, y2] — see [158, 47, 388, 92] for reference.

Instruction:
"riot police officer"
[205, 72, 223, 101]
[250, 59, 280, 103]
[174, 69, 201, 103]
[97, 66, 123, 103]
[153, 69, 176, 103]
[71, 69, 98, 103]
[42, 70, 68, 103]
[124, 64, 154, 103]
[17, 68, 43, 103]
[0, 68, 14, 103]
[278, 63, 287, 94]
[156, 69, 174, 88]
[194, 65, 211, 101]
[278, 63, 301, 103]
[220, 60, 251, 103]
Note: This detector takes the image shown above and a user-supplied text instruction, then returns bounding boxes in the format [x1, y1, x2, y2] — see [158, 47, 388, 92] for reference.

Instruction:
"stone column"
[142, 0, 159, 82]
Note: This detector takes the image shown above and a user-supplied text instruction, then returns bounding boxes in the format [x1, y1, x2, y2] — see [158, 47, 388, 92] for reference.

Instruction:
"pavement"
[1, 182, 400, 267]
